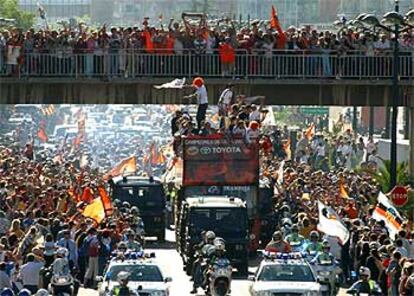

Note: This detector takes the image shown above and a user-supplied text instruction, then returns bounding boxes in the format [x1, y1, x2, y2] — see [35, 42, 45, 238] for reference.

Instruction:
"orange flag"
[270, 5, 286, 49]
[82, 198, 105, 224]
[270, 5, 280, 29]
[339, 183, 350, 199]
[98, 187, 113, 216]
[37, 128, 48, 142]
[283, 138, 291, 160]
[81, 187, 94, 203]
[305, 123, 315, 140]
[103, 155, 136, 180]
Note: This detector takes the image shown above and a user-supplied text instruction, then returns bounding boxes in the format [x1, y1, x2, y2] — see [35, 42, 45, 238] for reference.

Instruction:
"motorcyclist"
[280, 218, 293, 237]
[125, 231, 143, 252]
[110, 271, 136, 296]
[191, 231, 216, 294]
[130, 207, 145, 237]
[204, 240, 230, 294]
[285, 224, 305, 247]
[306, 231, 322, 254]
[265, 231, 292, 253]
[312, 240, 336, 264]
[52, 247, 70, 276]
[311, 240, 339, 296]
[347, 266, 382, 295]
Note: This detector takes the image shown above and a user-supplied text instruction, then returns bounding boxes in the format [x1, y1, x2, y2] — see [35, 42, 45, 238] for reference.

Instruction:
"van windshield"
[190, 208, 247, 234]
[112, 185, 165, 208]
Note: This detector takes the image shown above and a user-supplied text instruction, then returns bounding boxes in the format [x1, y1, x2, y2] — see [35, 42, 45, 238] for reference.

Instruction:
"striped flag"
[98, 187, 113, 216]
[372, 192, 405, 239]
[103, 155, 137, 180]
[41, 104, 55, 116]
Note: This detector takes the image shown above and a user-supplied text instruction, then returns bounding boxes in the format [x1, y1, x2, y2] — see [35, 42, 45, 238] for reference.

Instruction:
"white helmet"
[56, 247, 68, 258]
[35, 289, 49, 296]
[215, 242, 225, 251]
[206, 231, 216, 240]
[117, 271, 130, 282]
[359, 266, 371, 278]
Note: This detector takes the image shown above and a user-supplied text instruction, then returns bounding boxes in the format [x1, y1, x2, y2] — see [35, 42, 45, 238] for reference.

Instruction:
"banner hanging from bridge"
[183, 136, 259, 186]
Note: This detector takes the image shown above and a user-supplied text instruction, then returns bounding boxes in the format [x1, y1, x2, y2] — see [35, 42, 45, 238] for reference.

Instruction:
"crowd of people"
[0, 78, 412, 295]
[168, 77, 414, 295]
[0, 105, 173, 295]
[0, 15, 411, 78]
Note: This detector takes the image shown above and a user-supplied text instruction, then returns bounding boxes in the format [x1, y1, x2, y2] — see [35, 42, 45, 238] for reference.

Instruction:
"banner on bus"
[183, 136, 259, 186]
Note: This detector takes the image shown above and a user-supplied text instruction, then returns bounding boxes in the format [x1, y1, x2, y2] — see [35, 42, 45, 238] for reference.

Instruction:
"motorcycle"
[312, 258, 341, 296]
[49, 274, 74, 296]
[205, 258, 232, 296]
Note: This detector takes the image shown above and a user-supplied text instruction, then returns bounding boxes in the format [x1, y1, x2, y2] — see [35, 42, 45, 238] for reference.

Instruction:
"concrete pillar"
[410, 106, 414, 177]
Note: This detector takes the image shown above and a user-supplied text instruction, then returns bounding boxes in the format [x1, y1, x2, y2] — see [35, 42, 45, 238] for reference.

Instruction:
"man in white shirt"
[184, 77, 208, 130]
[218, 84, 234, 117]
[19, 254, 44, 294]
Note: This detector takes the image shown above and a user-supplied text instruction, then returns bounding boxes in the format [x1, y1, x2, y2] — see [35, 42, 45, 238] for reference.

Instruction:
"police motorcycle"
[346, 267, 382, 296]
[310, 241, 341, 296]
[49, 248, 75, 296]
[204, 239, 232, 296]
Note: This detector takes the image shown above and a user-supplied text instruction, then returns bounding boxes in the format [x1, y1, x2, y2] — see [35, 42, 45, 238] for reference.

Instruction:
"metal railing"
[1, 49, 414, 79]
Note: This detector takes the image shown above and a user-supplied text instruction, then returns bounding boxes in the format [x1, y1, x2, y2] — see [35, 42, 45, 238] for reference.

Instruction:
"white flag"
[372, 192, 405, 240]
[277, 160, 284, 185]
[317, 200, 350, 244]
[154, 78, 186, 89]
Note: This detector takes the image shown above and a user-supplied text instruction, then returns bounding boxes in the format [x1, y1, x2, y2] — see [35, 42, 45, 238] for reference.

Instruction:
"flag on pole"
[317, 200, 350, 244]
[339, 183, 350, 199]
[372, 192, 405, 239]
[82, 198, 105, 224]
[154, 78, 186, 89]
[98, 187, 114, 216]
[283, 139, 291, 160]
[37, 127, 48, 142]
[103, 155, 137, 180]
[270, 5, 281, 30]
[37, 1, 46, 19]
[98, 187, 113, 216]
[277, 160, 285, 185]
[305, 123, 315, 140]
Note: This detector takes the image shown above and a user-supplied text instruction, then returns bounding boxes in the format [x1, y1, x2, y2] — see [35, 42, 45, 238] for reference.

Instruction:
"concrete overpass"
[1, 77, 414, 106]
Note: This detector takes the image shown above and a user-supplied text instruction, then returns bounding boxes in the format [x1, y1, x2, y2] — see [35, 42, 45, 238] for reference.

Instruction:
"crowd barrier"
[0, 49, 413, 79]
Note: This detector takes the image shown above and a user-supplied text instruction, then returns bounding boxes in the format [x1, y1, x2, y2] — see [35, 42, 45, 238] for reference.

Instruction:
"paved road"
[79, 230, 348, 296]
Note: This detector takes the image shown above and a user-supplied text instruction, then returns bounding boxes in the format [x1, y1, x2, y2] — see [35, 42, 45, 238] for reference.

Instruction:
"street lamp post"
[355, 0, 414, 188]
[389, 0, 400, 189]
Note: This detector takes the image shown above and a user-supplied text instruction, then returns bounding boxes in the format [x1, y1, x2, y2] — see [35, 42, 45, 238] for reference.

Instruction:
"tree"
[0, 0, 34, 30]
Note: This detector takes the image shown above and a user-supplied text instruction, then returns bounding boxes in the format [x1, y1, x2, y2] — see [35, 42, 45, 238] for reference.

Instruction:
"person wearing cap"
[56, 230, 78, 270]
[218, 36, 235, 77]
[347, 266, 382, 295]
[218, 83, 235, 125]
[183, 77, 208, 130]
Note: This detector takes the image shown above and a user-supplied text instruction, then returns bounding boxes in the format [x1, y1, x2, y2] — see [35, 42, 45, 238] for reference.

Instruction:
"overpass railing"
[1, 49, 413, 79]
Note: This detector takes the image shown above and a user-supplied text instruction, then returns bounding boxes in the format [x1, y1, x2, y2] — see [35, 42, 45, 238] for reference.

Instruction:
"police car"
[98, 252, 172, 296]
[249, 252, 322, 296]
